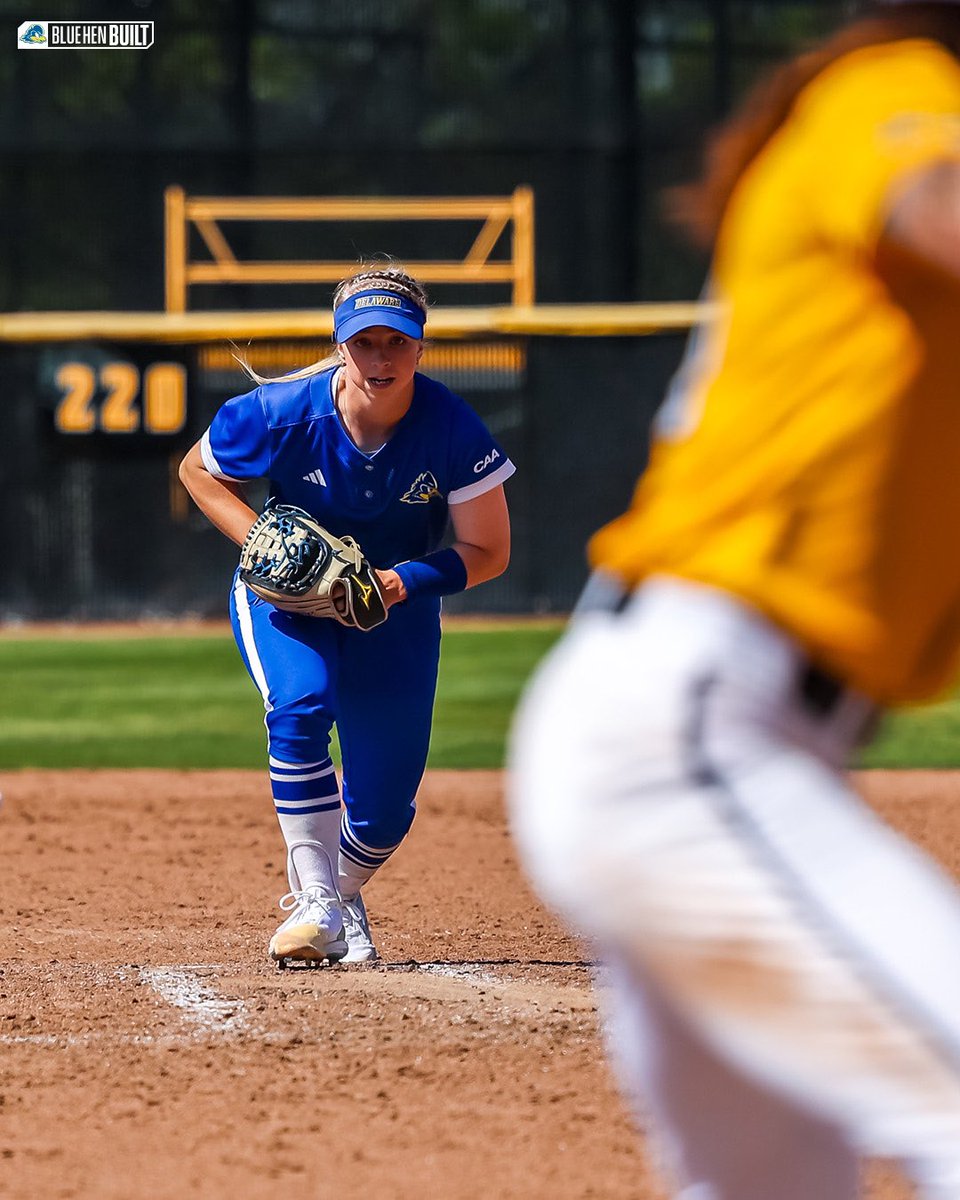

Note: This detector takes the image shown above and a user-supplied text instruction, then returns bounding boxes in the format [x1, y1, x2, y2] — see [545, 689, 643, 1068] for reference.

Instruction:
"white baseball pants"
[509, 576, 960, 1199]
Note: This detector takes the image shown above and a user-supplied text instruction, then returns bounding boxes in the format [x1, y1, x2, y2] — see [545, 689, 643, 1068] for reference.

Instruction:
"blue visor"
[334, 290, 426, 343]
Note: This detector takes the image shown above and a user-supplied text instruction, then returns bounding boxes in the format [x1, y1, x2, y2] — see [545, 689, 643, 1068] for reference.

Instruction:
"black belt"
[797, 660, 846, 718]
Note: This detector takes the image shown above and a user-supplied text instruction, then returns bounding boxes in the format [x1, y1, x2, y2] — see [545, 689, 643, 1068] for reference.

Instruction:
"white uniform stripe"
[233, 576, 273, 713]
[269, 756, 327, 770]
[342, 830, 403, 857]
[200, 429, 246, 482]
[341, 816, 402, 857]
[269, 765, 336, 783]
[447, 458, 516, 505]
[273, 796, 339, 810]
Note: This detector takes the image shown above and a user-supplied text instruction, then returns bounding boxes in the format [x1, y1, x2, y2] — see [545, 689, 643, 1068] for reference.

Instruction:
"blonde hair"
[237, 262, 429, 385]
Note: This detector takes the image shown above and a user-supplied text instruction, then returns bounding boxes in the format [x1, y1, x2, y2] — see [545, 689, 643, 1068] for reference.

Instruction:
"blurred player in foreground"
[511, 2, 960, 1196]
[180, 265, 513, 965]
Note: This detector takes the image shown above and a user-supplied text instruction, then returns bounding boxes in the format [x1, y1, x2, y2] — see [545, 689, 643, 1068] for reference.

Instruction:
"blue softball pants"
[229, 574, 442, 852]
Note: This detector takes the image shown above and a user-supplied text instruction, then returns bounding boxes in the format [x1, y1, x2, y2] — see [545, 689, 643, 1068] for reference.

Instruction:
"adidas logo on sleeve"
[302, 469, 326, 486]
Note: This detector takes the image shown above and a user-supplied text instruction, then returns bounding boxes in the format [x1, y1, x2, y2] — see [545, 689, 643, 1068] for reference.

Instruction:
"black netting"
[0, 0, 860, 311]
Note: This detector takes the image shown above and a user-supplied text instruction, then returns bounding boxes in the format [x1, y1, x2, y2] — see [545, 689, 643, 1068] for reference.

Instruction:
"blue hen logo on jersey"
[20, 23, 47, 43]
[400, 472, 441, 504]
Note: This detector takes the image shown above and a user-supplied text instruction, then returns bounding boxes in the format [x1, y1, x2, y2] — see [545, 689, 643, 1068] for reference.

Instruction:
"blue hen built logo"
[17, 20, 154, 48]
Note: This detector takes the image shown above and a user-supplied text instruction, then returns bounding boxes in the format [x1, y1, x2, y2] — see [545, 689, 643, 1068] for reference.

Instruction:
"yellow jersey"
[591, 39, 960, 704]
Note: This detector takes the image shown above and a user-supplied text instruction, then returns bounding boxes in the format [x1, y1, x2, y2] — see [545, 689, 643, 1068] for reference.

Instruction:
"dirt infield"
[1, 769, 954, 1199]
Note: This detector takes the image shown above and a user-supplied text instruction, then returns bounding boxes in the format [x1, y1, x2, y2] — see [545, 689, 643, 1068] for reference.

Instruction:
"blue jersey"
[201, 367, 515, 567]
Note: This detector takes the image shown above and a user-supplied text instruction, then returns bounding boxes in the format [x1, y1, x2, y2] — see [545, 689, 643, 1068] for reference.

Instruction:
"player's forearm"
[445, 485, 511, 588]
[178, 444, 258, 547]
[450, 539, 510, 588]
[384, 538, 509, 607]
[192, 486, 259, 548]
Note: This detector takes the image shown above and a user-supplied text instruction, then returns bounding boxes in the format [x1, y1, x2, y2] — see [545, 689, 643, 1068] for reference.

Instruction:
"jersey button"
[364, 464, 374, 472]
[364, 489, 374, 499]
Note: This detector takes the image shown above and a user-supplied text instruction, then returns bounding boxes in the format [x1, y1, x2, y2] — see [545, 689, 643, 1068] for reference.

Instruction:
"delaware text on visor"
[333, 290, 427, 343]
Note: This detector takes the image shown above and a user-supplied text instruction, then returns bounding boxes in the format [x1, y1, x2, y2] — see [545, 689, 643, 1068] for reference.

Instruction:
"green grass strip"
[0, 627, 956, 769]
[859, 696, 960, 769]
[0, 627, 562, 770]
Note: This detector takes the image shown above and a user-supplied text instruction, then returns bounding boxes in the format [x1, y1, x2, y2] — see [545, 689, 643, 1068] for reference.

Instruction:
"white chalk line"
[411, 964, 504, 987]
[1, 964, 253, 1048]
[134, 965, 249, 1034]
[0, 961, 594, 1048]
[374, 962, 598, 1014]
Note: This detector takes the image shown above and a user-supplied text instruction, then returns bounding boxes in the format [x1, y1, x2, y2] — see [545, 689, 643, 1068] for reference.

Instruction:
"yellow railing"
[163, 186, 537, 313]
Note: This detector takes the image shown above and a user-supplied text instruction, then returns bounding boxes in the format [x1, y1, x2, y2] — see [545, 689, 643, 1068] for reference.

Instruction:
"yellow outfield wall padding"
[0, 303, 715, 345]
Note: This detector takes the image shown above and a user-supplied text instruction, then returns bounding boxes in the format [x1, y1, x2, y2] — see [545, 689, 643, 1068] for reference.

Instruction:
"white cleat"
[341, 893, 379, 963]
[268, 887, 347, 967]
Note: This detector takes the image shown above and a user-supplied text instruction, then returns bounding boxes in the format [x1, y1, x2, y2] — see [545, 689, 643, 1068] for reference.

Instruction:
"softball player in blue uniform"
[179, 266, 514, 965]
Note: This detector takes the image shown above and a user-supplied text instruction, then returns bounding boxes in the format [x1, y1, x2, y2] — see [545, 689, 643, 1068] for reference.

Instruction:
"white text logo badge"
[18, 21, 154, 49]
